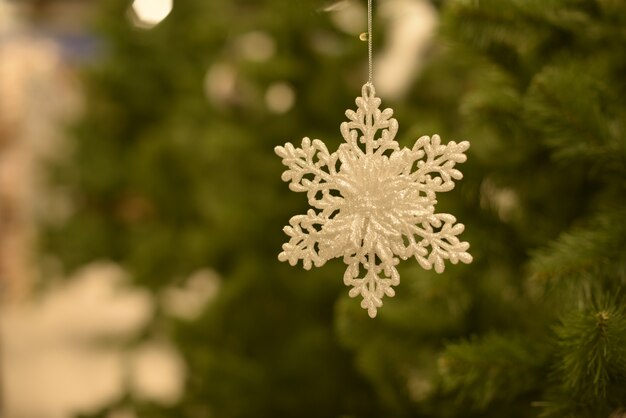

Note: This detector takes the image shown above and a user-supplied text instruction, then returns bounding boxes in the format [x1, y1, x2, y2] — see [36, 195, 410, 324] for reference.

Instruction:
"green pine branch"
[438, 334, 547, 410]
[524, 63, 624, 169]
[540, 299, 626, 417]
[529, 208, 626, 299]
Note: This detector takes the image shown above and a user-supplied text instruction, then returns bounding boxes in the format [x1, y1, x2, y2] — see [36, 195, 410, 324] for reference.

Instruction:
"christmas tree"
[44, 0, 626, 417]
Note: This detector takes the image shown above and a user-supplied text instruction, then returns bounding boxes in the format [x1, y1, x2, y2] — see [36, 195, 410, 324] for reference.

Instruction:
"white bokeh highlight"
[329, 0, 366, 35]
[375, 0, 438, 99]
[130, 341, 186, 405]
[204, 62, 237, 105]
[130, 0, 173, 29]
[161, 268, 221, 320]
[266, 82, 296, 114]
[0, 262, 189, 418]
[236, 31, 276, 62]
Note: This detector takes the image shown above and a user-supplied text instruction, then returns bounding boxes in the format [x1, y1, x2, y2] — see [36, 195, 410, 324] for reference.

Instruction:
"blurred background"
[0, 0, 625, 417]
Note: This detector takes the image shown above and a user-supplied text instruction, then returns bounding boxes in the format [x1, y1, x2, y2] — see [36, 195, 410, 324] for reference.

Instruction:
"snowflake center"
[343, 157, 398, 219]
[351, 178, 393, 215]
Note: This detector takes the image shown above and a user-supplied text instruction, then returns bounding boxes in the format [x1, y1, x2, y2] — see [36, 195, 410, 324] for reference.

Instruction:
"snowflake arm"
[405, 213, 472, 273]
[340, 84, 400, 155]
[411, 134, 470, 195]
[278, 209, 328, 270]
[343, 252, 400, 318]
[274, 139, 342, 214]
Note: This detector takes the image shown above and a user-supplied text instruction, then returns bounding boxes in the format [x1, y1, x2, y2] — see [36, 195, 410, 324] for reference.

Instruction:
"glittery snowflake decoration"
[275, 84, 472, 318]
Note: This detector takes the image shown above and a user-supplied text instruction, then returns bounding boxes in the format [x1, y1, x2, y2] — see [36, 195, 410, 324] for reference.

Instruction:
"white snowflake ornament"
[275, 83, 472, 318]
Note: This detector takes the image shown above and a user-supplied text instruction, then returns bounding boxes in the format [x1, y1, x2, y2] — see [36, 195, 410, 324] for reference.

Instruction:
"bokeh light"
[235, 31, 276, 62]
[130, 0, 173, 29]
[265, 82, 295, 114]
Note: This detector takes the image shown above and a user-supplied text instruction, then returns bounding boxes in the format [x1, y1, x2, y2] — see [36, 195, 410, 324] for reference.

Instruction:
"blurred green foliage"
[45, 0, 626, 416]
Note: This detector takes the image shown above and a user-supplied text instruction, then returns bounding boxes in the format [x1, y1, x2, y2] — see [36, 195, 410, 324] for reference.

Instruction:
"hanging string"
[367, 0, 373, 85]
[358, 0, 374, 93]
